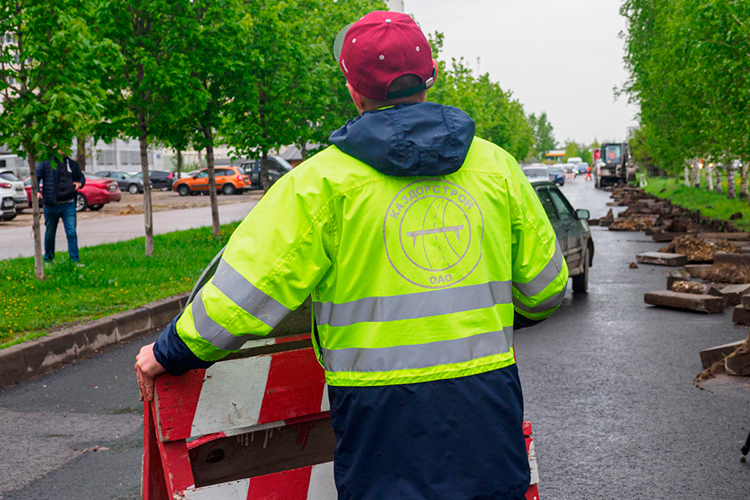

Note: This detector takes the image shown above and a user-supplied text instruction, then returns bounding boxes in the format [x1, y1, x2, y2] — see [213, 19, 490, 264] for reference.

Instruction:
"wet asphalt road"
[1, 175, 749, 499]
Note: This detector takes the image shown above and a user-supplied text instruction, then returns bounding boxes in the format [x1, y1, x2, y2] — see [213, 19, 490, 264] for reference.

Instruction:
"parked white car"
[0, 168, 28, 213]
[0, 182, 16, 220]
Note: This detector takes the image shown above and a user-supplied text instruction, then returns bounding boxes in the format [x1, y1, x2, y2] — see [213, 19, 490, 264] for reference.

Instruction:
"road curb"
[0, 292, 189, 389]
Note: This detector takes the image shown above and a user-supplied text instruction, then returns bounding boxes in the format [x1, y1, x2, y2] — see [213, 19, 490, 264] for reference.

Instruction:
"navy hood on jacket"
[329, 102, 475, 177]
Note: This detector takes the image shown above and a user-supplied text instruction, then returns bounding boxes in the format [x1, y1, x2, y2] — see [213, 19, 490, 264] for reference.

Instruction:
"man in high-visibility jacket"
[135, 11, 568, 500]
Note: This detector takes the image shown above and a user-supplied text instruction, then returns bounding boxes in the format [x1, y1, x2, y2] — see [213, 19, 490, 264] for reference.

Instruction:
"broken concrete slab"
[636, 252, 689, 266]
[733, 305, 750, 325]
[718, 284, 750, 306]
[697, 232, 750, 241]
[713, 252, 750, 266]
[742, 294, 750, 309]
[644, 290, 724, 313]
[699, 340, 745, 369]
[684, 264, 712, 279]
[652, 231, 687, 243]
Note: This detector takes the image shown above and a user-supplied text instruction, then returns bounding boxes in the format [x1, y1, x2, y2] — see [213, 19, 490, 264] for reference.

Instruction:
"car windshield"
[604, 145, 622, 164]
[524, 168, 548, 178]
[547, 166, 563, 174]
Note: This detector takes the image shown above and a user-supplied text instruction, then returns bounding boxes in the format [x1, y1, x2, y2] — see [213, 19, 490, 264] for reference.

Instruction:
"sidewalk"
[0, 201, 258, 261]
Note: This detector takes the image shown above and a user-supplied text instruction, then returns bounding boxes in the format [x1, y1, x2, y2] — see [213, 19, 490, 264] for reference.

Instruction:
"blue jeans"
[44, 201, 79, 262]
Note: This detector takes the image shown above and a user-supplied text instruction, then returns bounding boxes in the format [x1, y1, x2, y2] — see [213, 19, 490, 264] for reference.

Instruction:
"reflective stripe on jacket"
[173, 137, 568, 387]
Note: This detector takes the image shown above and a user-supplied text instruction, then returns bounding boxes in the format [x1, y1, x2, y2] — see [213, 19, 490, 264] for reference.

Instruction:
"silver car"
[0, 168, 28, 213]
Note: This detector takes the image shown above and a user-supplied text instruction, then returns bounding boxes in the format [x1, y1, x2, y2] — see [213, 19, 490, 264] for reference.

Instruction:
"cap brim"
[332, 22, 355, 62]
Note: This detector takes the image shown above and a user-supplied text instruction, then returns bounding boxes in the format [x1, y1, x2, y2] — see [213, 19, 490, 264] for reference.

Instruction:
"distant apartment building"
[84, 138, 165, 173]
[388, 0, 404, 11]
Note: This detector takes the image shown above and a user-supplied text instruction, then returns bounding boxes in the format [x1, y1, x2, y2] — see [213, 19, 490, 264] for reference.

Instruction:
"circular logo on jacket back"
[383, 179, 484, 288]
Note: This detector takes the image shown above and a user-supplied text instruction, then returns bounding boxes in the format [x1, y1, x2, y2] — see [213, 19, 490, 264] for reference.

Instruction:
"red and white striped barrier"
[143, 334, 542, 499]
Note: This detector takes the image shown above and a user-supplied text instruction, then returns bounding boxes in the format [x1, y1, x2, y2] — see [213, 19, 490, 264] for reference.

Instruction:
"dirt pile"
[116, 205, 142, 216]
[658, 236, 740, 263]
[609, 215, 656, 231]
[694, 359, 727, 385]
[670, 281, 711, 294]
[702, 264, 750, 284]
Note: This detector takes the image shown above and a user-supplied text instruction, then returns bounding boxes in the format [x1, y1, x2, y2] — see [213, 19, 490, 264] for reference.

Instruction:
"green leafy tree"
[429, 54, 534, 161]
[0, 0, 108, 279]
[529, 112, 556, 157]
[96, 0, 199, 256]
[224, 0, 382, 190]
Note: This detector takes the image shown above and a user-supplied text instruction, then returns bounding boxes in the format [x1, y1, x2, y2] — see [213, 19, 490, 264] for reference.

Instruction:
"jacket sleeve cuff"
[153, 314, 215, 376]
[513, 311, 544, 330]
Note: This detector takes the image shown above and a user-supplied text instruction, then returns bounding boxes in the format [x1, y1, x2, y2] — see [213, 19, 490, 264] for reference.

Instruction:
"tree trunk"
[692, 162, 700, 188]
[684, 166, 689, 187]
[259, 82, 269, 193]
[176, 150, 183, 180]
[707, 163, 714, 191]
[299, 143, 307, 163]
[727, 159, 736, 199]
[139, 130, 154, 257]
[715, 165, 723, 194]
[204, 138, 221, 238]
[27, 149, 44, 279]
[76, 135, 87, 172]
[740, 161, 748, 200]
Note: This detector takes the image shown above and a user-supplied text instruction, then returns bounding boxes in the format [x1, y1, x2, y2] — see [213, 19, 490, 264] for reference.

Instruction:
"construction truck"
[594, 142, 636, 188]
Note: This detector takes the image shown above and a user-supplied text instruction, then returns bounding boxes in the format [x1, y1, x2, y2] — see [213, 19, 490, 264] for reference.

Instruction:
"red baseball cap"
[333, 11, 436, 101]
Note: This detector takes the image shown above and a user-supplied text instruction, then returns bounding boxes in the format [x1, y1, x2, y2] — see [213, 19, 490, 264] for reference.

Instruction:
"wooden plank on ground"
[636, 252, 689, 266]
[644, 290, 724, 313]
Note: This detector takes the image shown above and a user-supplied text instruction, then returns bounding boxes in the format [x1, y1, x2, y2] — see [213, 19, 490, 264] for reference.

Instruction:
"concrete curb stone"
[0, 292, 189, 389]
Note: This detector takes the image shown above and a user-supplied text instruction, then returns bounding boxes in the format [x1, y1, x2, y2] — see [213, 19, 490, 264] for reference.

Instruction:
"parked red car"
[24, 174, 122, 212]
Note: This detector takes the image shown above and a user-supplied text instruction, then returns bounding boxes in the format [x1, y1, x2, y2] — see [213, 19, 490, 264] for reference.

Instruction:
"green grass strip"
[0, 222, 240, 349]
[644, 177, 750, 232]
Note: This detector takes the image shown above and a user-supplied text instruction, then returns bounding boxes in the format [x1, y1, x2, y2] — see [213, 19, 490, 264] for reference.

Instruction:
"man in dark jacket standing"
[36, 152, 85, 264]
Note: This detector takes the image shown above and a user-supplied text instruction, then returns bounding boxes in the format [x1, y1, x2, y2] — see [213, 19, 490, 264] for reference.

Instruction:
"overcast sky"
[404, 0, 638, 147]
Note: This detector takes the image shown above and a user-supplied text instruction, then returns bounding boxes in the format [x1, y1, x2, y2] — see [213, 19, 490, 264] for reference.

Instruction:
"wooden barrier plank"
[189, 416, 336, 488]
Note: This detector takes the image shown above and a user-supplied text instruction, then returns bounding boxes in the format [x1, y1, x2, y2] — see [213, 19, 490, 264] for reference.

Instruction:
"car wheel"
[177, 185, 190, 197]
[222, 183, 237, 195]
[572, 245, 590, 294]
[76, 193, 88, 212]
[1, 213, 16, 221]
[89, 204, 104, 211]
[128, 184, 139, 194]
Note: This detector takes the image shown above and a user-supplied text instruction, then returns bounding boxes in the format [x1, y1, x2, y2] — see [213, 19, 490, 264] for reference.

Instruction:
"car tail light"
[237, 175, 243, 181]
[0, 182, 11, 189]
[168, 172, 173, 179]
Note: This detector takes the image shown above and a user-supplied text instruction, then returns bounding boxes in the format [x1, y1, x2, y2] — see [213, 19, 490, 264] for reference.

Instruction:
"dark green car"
[531, 180, 594, 293]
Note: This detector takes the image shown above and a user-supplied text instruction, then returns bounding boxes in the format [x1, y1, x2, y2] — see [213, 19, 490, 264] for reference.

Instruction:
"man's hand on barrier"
[135, 343, 166, 402]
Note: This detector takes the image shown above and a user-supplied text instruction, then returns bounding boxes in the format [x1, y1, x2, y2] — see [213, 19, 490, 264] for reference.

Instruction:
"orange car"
[173, 166, 251, 196]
